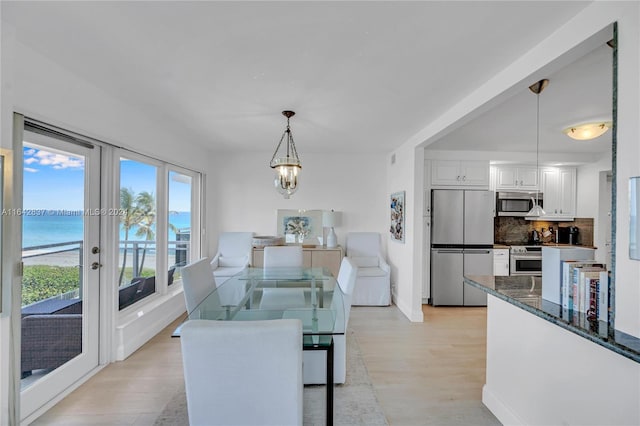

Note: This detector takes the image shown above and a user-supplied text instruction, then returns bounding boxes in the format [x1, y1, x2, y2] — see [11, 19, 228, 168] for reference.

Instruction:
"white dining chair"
[180, 319, 303, 426]
[303, 256, 358, 384]
[260, 245, 306, 310]
[263, 245, 304, 267]
[181, 258, 217, 314]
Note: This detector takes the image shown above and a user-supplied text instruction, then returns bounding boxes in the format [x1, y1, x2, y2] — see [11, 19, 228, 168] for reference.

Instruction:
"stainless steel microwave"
[496, 192, 543, 217]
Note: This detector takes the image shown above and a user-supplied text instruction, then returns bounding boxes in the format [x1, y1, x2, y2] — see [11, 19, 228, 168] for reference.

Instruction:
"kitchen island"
[465, 275, 640, 426]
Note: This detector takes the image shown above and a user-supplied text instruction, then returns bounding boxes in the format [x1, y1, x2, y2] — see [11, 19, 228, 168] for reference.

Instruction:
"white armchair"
[303, 256, 358, 384]
[210, 232, 253, 285]
[180, 319, 303, 426]
[346, 232, 391, 306]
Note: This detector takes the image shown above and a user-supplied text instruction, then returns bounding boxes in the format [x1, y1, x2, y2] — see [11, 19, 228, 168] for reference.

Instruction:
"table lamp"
[323, 210, 339, 248]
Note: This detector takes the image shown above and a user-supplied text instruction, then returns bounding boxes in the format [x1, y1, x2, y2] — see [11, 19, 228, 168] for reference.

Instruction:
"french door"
[20, 124, 101, 421]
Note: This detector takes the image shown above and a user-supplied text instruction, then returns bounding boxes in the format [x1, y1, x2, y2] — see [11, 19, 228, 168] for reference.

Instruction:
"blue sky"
[23, 146, 192, 211]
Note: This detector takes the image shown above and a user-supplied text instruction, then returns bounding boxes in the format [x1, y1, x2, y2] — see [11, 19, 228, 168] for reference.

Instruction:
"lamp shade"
[322, 210, 338, 227]
[526, 197, 546, 218]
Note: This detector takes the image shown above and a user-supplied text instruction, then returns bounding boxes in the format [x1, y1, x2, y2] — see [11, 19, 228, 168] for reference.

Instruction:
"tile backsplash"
[494, 217, 594, 246]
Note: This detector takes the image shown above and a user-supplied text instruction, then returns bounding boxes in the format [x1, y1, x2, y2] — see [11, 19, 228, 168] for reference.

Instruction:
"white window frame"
[113, 149, 202, 316]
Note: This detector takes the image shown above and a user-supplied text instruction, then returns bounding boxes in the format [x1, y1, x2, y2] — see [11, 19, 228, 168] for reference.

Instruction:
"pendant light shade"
[270, 110, 301, 199]
[526, 79, 548, 218]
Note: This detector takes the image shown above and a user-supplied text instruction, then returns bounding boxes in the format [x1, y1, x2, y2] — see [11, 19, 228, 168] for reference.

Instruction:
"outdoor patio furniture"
[21, 298, 83, 378]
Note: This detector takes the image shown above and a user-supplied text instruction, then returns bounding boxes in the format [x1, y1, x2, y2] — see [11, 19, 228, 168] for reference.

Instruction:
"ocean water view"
[22, 212, 191, 248]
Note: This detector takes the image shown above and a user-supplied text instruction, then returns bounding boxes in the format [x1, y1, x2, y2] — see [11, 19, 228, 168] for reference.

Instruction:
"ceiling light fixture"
[526, 79, 548, 218]
[270, 110, 301, 199]
[563, 122, 612, 141]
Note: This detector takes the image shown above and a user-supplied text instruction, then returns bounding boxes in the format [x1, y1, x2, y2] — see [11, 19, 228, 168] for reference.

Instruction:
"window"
[117, 154, 201, 310]
[168, 170, 194, 284]
[118, 157, 158, 309]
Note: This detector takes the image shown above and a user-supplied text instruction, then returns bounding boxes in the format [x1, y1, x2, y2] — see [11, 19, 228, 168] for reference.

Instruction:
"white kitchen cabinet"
[493, 248, 510, 276]
[539, 167, 576, 219]
[423, 217, 431, 302]
[495, 165, 539, 190]
[431, 160, 489, 187]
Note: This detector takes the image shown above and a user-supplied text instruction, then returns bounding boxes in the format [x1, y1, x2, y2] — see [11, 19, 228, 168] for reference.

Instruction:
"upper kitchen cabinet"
[539, 167, 576, 220]
[495, 165, 539, 190]
[430, 160, 489, 188]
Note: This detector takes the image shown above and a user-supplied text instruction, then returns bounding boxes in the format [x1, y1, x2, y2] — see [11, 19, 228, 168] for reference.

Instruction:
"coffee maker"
[568, 226, 579, 245]
[557, 226, 580, 244]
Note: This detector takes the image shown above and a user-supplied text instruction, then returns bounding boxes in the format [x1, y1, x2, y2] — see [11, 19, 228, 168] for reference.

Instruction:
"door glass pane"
[168, 171, 192, 284]
[21, 144, 85, 386]
[119, 158, 157, 309]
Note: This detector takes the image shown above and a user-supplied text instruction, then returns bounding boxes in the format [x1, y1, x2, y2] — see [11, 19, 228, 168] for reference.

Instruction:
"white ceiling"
[2, 1, 599, 156]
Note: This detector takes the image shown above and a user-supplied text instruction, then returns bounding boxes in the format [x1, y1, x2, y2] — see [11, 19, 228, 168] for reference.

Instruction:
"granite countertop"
[493, 244, 510, 249]
[465, 275, 640, 364]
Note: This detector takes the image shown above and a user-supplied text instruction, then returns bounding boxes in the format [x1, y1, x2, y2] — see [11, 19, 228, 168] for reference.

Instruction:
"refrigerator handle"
[434, 249, 464, 254]
[463, 250, 492, 254]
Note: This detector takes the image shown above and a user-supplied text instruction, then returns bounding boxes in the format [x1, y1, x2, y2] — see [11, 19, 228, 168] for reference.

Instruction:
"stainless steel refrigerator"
[431, 190, 494, 306]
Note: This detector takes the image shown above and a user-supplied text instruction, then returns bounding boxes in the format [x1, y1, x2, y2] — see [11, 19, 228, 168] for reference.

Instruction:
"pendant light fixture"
[270, 110, 301, 199]
[526, 79, 548, 218]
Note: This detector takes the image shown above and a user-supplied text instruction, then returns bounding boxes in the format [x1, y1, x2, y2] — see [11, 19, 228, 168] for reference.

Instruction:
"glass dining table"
[176, 266, 346, 426]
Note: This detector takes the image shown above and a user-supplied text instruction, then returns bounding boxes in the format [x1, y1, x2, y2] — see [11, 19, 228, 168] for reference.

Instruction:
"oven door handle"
[511, 255, 542, 260]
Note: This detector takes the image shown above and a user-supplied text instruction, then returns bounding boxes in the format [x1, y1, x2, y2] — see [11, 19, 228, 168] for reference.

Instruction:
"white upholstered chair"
[181, 258, 217, 313]
[346, 232, 391, 306]
[180, 319, 303, 426]
[260, 245, 305, 310]
[210, 232, 253, 285]
[303, 256, 358, 384]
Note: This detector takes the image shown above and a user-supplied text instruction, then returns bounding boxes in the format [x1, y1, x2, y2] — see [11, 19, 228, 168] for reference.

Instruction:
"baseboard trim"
[393, 292, 424, 322]
[482, 384, 524, 426]
[115, 290, 186, 360]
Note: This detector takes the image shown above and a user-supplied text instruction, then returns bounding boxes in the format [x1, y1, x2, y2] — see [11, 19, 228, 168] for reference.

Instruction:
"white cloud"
[24, 167, 38, 173]
[30, 150, 84, 170]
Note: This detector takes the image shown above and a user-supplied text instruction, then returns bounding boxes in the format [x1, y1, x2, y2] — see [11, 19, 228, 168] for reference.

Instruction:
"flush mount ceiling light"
[563, 122, 612, 141]
[526, 79, 548, 218]
[270, 110, 301, 199]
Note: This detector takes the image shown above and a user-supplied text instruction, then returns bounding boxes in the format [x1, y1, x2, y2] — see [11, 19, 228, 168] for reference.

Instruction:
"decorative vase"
[326, 227, 337, 248]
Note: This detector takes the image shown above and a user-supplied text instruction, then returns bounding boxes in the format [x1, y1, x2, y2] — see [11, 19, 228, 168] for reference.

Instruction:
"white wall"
[211, 150, 389, 255]
[484, 295, 640, 426]
[386, 143, 422, 321]
[577, 153, 612, 263]
[612, 4, 640, 337]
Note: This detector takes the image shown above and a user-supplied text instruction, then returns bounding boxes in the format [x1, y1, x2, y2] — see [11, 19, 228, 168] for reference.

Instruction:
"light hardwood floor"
[32, 305, 499, 425]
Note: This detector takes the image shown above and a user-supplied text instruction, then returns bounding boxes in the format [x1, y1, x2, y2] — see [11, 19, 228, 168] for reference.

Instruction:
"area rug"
[155, 331, 388, 425]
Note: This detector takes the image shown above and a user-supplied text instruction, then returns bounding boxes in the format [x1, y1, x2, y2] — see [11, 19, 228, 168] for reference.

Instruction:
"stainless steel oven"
[510, 245, 542, 276]
[497, 192, 543, 217]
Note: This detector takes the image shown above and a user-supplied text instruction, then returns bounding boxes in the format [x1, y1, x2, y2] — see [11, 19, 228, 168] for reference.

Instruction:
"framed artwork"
[390, 191, 405, 243]
[276, 209, 323, 244]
